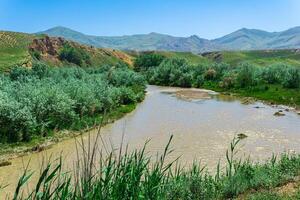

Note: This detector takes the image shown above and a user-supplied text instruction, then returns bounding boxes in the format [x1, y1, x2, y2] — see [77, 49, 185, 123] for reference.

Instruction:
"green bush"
[134, 53, 165, 72]
[59, 44, 91, 67]
[0, 64, 145, 143]
[148, 58, 192, 87]
[32, 62, 49, 79]
[220, 71, 236, 89]
[0, 92, 36, 142]
[235, 63, 259, 88]
[282, 67, 300, 88]
[30, 49, 41, 60]
[261, 64, 288, 84]
[9, 66, 31, 81]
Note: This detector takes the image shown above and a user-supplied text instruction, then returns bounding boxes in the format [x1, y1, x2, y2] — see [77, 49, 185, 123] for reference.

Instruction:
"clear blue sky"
[0, 0, 299, 39]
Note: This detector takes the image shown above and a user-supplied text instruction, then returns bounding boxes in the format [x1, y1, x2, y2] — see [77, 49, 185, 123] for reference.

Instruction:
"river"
[1, 85, 300, 197]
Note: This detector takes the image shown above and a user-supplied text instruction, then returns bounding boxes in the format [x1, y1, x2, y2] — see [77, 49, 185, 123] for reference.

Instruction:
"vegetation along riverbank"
[134, 52, 300, 108]
[0, 62, 146, 159]
[4, 137, 300, 200]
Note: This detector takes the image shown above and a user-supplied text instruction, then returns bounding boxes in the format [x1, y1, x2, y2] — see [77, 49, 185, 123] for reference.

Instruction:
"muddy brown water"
[1, 85, 300, 197]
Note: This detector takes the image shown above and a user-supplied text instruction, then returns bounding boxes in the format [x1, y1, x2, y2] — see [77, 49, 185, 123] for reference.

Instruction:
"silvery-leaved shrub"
[0, 64, 146, 143]
[283, 67, 300, 88]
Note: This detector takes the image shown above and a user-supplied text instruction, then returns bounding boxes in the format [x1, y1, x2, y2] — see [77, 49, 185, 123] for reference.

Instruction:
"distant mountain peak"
[239, 27, 250, 31]
[148, 32, 160, 35]
[43, 26, 74, 31]
[39, 26, 85, 36]
[189, 35, 200, 39]
[38, 26, 300, 52]
[280, 26, 300, 36]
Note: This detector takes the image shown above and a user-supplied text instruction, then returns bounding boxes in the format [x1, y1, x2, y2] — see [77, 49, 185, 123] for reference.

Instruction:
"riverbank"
[6, 136, 300, 200]
[2, 85, 300, 167]
[0, 64, 147, 164]
[1, 84, 300, 168]
[1, 85, 300, 199]
[0, 103, 137, 164]
[202, 82, 300, 110]
[141, 55, 300, 110]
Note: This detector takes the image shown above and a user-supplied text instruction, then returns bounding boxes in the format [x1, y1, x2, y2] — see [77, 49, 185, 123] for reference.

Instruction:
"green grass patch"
[0, 31, 35, 71]
[203, 82, 300, 107]
[204, 50, 300, 67]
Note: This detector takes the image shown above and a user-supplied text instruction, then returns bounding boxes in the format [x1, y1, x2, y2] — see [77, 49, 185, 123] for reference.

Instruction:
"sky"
[0, 0, 300, 39]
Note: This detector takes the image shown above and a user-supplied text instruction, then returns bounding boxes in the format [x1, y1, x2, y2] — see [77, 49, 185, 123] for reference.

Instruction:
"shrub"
[282, 67, 300, 88]
[220, 72, 236, 89]
[134, 53, 165, 72]
[9, 66, 30, 81]
[59, 44, 91, 67]
[204, 69, 217, 80]
[211, 63, 231, 80]
[148, 58, 192, 87]
[0, 64, 145, 143]
[261, 64, 288, 84]
[235, 63, 259, 88]
[0, 92, 36, 142]
[32, 62, 49, 79]
[30, 49, 41, 60]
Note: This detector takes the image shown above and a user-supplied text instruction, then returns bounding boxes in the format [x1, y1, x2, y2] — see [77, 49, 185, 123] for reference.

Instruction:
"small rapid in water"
[1, 85, 300, 197]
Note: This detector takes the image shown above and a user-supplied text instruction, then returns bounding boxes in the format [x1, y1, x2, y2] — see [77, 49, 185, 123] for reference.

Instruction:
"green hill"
[202, 49, 300, 67]
[0, 31, 133, 72]
[0, 31, 36, 71]
[132, 49, 300, 67]
[129, 51, 212, 65]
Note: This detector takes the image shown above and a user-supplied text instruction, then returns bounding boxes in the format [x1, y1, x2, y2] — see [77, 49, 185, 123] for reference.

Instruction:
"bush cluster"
[59, 44, 92, 67]
[0, 63, 145, 143]
[145, 57, 300, 89]
[134, 53, 165, 72]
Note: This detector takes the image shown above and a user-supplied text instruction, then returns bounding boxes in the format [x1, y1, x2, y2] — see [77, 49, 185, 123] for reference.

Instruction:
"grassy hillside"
[131, 49, 300, 68]
[156, 51, 212, 64]
[129, 51, 213, 66]
[0, 31, 36, 71]
[202, 49, 300, 67]
[0, 31, 133, 72]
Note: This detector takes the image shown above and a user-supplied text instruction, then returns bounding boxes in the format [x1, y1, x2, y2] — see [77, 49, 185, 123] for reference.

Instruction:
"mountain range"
[38, 26, 300, 53]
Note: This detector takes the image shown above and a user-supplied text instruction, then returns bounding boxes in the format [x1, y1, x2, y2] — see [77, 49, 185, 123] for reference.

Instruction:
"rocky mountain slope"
[0, 31, 133, 71]
[38, 26, 300, 52]
[38, 27, 222, 53]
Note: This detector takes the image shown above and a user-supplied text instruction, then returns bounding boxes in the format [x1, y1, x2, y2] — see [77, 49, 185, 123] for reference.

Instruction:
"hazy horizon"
[37, 25, 300, 39]
[1, 0, 300, 39]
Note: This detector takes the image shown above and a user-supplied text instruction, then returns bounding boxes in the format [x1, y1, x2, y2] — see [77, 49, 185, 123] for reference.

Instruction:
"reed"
[8, 132, 300, 200]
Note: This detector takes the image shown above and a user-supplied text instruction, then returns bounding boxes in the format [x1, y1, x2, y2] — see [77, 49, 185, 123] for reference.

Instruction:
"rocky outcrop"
[28, 36, 133, 66]
[29, 36, 65, 56]
[28, 36, 67, 65]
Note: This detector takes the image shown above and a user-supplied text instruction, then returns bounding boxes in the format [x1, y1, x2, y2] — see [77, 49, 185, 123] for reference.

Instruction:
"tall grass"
[7, 132, 300, 200]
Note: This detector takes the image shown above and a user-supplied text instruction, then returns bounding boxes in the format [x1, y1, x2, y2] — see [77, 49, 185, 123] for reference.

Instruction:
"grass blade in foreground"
[10, 136, 300, 200]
